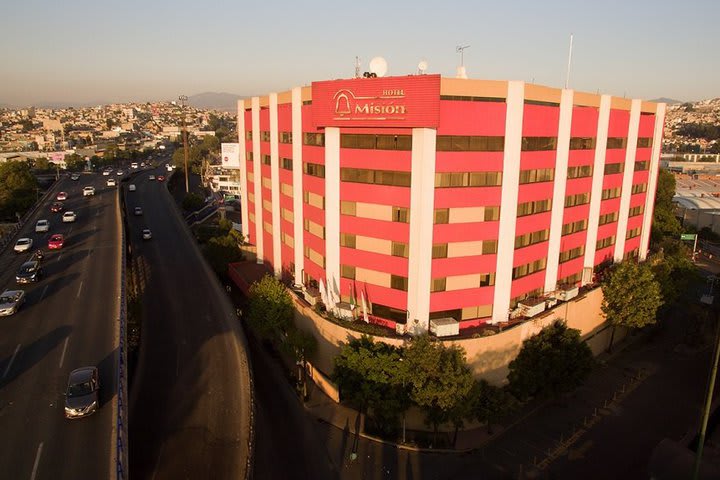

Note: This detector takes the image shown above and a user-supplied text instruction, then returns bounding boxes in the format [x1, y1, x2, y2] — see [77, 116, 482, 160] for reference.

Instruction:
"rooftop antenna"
[456, 45, 470, 79]
[564, 33, 573, 89]
[354, 56, 361, 78]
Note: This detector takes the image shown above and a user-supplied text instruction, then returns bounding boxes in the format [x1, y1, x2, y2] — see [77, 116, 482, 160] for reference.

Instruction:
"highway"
[0, 172, 121, 479]
[127, 165, 253, 479]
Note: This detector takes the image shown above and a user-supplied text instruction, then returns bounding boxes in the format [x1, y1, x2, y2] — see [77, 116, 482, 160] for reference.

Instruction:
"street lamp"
[399, 357, 406, 444]
[178, 95, 190, 193]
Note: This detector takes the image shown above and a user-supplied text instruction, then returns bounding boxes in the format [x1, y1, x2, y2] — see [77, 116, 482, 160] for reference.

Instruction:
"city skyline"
[1, 0, 718, 106]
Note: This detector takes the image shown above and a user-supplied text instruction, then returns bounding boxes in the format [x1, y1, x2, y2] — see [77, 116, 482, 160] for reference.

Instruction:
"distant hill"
[188, 92, 243, 112]
[649, 97, 684, 105]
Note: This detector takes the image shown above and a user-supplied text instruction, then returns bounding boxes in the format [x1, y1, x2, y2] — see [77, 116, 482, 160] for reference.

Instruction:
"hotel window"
[479, 273, 496, 287]
[431, 278, 447, 292]
[303, 191, 325, 209]
[519, 168, 554, 184]
[340, 134, 412, 150]
[261, 154, 271, 166]
[302, 100, 312, 106]
[629, 205, 644, 217]
[303, 219, 325, 239]
[262, 199, 272, 212]
[517, 199, 552, 216]
[245, 131, 252, 141]
[598, 212, 619, 225]
[246, 151, 254, 161]
[263, 222, 272, 234]
[515, 229, 550, 249]
[340, 265, 356, 279]
[248, 212, 255, 223]
[280, 132, 293, 144]
[567, 165, 593, 179]
[392, 241, 409, 258]
[248, 192, 255, 203]
[484, 206, 501, 221]
[281, 183, 293, 196]
[525, 99, 560, 107]
[261, 131, 270, 142]
[562, 219, 588, 235]
[391, 275, 409, 291]
[606, 137, 627, 149]
[634, 160, 649, 171]
[435, 171, 502, 187]
[340, 233, 356, 248]
[303, 132, 325, 146]
[604, 163, 624, 175]
[341, 168, 412, 187]
[569, 137, 596, 150]
[281, 158, 293, 170]
[461, 305, 494, 320]
[596, 235, 616, 250]
[637, 137, 653, 148]
[521, 137, 557, 151]
[512, 258, 547, 279]
[559, 272, 582, 286]
[303, 162, 325, 178]
[626, 227, 641, 239]
[601, 187, 621, 200]
[482, 240, 498, 254]
[303, 246, 325, 268]
[631, 183, 648, 194]
[282, 232, 294, 248]
[392, 207, 410, 223]
[434, 208, 449, 224]
[432, 243, 448, 259]
[440, 95, 505, 103]
[281, 208, 293, 223]
[341, 201, 357, 216]
[436, 135, 505, 152]
[559, 246, 585, 263]
[624, 248, 640, 261]
[262, 177, 271, 189]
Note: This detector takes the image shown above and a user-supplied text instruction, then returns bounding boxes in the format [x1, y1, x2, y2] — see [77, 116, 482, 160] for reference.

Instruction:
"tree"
[651, 169, 682, 243]
[402, 335, 474, 441]
[64, 153, 85, 172]
[649, 238, 697, 309]
[182, 192, 204, 211]
[507, 321, 595, 401]
[246, 274, 294, 339]
[601, 260, 663, 350]
[0, 161, 39, 220]
[202, 234, 243, 274]
[33, 157, 50, 171]
[280, 326, 318, 399]
[471, 380, 518, 434]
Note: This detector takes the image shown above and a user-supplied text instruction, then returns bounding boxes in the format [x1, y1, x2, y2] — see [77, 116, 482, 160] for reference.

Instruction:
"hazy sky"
[1, 0, 717, 106]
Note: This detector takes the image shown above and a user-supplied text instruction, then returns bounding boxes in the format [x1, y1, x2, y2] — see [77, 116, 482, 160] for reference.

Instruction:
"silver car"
[64, 367, 99, 419]
[0, 290, 26, 316]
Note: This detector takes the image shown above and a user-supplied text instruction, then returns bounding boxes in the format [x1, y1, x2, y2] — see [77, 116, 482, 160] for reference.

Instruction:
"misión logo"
[332, 89, 407, 120]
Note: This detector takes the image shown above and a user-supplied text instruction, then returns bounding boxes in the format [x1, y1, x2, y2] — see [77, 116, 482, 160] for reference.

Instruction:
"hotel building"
[236, 75, 665, 334]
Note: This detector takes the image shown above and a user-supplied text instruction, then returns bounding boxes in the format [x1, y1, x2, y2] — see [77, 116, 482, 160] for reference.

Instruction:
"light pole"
[399, 357, 406, 444]
[178, 95, 190, 193]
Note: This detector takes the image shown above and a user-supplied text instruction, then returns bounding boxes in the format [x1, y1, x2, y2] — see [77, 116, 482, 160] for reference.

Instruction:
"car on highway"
[0, 290, 26, 316]
[64, 367, 100, 419]
[56, 192, 68, 201]
[48, 233, 65, 250]
[131, 162, 138, 169]
[16, 260, 43, 284]
[166, 164, 173, 172]
[107, 178, 117, 187]
[35, 219, 50, 233]
[62, 211, 77, 223]
[134, 206, 143, 216]
[116, 170, 124, 176]
[142, 228, 152, 240]
[128, 184, 136, 192]
[83, 186, 95, 196]
[148, 175, 155, 181]
[50, 202, 63, 213]
[157, 175, 165, 182]
[70, 174, 80, 181]
[14, 238, 33, 253]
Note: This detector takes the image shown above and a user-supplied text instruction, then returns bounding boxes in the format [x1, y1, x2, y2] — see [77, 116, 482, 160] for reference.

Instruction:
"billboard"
[311, 74, 441, 129]
[221, 143, 240, 169]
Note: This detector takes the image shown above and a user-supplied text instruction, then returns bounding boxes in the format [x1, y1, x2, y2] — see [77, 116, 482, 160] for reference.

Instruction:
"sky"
[0, 0, 718, 106]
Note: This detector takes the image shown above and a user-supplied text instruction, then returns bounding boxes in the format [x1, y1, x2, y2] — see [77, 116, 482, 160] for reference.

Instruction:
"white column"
[269, 93, 282, 277]
[491, 81, 524, 324]
[237, 99, 250, 239]
[407, 128, 437, 335]
[324, 127, 341, 309]
[639, 103, 666, 260]
[544, 89, 574, 292]
[251, 97, 263, 264]
[582, 95, 611, 280]
[613, 99, 642, 262]
[292, 87, 304, 286]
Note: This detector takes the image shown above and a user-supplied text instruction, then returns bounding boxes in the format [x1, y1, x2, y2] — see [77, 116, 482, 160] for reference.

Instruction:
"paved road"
[128, 166, 253, 479]
[0, 173, 120, 480]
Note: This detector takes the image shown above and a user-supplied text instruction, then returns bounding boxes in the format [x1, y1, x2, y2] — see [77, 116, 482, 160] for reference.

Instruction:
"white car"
[83, 186, 95, 196]
[166, 164, 174, 172]
[35, 219, 50, 233]
[107, 178, 117, 187]
[14, 237, 33, 253]
[148, 175, 155, 181]
[128, 184, 136, 192]
[62, 211, 77, 223]
[0, 290, 26, 316]
[130, 162, 138, 169]
[134, 206, 143, 216]
[116, 170, 124, 176]
[102, 169, 112, 176]
[142, 228, 152, 240]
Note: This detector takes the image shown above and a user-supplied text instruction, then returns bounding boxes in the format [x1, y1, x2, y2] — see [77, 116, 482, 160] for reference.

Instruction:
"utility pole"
[178, 95, 190, 193]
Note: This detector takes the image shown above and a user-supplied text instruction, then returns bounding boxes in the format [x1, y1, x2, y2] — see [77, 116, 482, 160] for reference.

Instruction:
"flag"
[319, 279, 328, 307]
[361, 291, 369, 323]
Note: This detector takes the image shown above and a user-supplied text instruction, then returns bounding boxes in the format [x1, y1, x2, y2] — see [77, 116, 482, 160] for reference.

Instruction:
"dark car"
[16, 260, 43, 284]
[50, 202, 63, 213]
[64, 367, 99, 419]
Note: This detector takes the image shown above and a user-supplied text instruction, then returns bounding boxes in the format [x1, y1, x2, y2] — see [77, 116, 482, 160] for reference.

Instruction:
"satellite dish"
[417, 60, 428, 74]
[369, 57, 388, 77]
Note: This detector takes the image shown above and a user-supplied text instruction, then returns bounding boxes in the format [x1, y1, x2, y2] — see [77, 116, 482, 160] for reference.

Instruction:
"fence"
[115, 186, 129, 479]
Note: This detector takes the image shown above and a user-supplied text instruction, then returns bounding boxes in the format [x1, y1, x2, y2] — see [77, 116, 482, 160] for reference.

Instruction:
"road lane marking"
[39, 285, 49, 302]
[59, 337, 69, 368]
[76, 280, 83, 298]
[57, 253, 62, 262]
[3, 344, 21, 379]
[30, 442, 43, 480]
